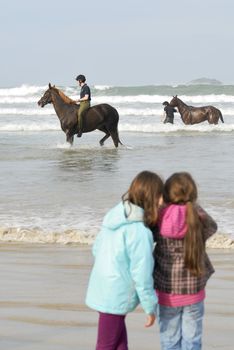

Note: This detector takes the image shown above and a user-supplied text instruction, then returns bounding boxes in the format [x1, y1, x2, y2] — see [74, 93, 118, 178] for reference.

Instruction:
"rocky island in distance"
[187, 77, 223, 85]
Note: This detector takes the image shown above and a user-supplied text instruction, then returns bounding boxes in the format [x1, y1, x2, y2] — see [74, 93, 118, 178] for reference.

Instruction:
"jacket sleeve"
[125, 223, 158, 315]
[197, 205, 218, 240]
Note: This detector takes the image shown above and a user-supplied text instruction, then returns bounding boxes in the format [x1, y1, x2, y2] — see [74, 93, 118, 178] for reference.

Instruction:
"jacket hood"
[103, 201, 144, 230]
[159, 204, 187, 238]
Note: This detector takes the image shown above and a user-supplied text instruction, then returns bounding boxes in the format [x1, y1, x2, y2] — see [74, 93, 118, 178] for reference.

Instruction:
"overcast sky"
[1, 0, 234, 87]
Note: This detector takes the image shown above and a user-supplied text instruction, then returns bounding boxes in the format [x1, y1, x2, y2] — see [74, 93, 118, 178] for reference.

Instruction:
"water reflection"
[56, 148, 120, 181]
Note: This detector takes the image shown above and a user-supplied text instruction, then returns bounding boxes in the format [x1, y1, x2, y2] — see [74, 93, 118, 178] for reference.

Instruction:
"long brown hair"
[122, 171, 163, 228]
[164, 172, 204, 276]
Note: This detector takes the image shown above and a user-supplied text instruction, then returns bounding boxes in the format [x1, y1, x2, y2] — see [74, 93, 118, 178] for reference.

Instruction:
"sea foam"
[0, 227, 95, 245]
[0, 227, 233, 248]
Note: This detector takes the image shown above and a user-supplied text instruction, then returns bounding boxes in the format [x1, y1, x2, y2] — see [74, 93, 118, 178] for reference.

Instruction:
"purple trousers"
[96, 312, 128, 350]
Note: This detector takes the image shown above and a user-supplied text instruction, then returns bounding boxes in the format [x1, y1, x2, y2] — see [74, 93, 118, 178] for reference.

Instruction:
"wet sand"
[0, 243, 233, 350]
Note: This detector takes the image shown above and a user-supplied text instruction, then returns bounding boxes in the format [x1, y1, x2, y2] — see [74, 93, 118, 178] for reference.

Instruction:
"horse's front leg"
[66, 131, 74, 146]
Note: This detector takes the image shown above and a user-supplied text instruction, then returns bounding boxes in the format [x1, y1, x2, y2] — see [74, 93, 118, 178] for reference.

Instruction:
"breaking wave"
[0, 227, 233, 248]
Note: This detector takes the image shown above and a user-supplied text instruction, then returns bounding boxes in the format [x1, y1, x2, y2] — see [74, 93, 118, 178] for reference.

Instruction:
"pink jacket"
[159, 204, 188, 239]
[154, 204, 217, 307]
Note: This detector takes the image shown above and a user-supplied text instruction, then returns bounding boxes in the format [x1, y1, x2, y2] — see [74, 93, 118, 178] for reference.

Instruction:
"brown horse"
[169, 95, 224, 125]
[38, 84, 123, 147]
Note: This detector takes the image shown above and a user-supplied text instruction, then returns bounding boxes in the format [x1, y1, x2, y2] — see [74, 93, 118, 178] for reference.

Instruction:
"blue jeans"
[157, 302, 204, 350]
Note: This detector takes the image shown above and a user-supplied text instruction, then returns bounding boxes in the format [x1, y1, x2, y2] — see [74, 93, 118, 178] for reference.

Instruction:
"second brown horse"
[169, 95, 224, 125]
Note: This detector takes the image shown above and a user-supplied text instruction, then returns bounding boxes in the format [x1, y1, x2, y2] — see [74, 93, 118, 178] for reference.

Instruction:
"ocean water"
[0, 84, 234, 247]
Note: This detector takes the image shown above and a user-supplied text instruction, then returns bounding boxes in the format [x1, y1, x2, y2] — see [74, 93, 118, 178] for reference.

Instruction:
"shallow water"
[0, 84, 234, 246]
[0, 129, 233, 245]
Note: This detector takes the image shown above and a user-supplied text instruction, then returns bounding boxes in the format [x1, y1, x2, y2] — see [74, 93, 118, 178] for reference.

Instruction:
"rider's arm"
[79, 94, 89, 102]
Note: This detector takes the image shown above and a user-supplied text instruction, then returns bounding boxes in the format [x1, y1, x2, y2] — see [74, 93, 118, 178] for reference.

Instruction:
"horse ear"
[49, 83, 52, 89]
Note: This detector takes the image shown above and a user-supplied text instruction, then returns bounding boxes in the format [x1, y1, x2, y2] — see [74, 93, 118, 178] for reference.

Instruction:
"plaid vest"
[153, 231, 215, 294]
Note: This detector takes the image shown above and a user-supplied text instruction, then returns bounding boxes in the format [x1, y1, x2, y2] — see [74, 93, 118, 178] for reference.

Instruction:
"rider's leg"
[77, 101, 90, 137]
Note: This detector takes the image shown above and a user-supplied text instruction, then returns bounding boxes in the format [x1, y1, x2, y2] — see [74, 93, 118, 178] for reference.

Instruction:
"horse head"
[38, 84, 76, 107]
[169, 95, 178, 107]
[38, 83, 55, 107]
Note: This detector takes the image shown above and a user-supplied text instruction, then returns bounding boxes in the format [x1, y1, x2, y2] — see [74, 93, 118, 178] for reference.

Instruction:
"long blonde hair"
[122, 171, 163, 228]
[163, 172, 204, 276]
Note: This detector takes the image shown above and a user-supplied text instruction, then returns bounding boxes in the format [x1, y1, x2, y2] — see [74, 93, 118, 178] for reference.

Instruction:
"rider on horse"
[76, 74, 91, 137]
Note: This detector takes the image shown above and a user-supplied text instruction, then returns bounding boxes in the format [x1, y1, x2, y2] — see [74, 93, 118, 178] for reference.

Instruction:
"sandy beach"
[0, 243, 233, 350]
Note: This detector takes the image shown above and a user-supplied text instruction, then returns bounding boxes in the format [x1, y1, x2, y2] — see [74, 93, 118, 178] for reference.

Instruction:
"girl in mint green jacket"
[86, 171, 163, 350]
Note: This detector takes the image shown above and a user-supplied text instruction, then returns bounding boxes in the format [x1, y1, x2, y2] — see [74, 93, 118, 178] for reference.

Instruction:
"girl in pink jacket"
[153, 172, 217, 350]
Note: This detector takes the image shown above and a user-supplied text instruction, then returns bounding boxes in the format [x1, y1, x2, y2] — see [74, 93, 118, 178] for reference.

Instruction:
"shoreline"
[0, 244, 233, 349]
[0, 229, 234, 248]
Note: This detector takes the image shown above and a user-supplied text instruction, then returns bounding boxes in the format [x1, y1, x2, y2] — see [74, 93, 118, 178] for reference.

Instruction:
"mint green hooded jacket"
[85, 201, 158, 315]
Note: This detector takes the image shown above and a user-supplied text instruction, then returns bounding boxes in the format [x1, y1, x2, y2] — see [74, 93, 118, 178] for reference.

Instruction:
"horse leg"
[208, 112, 218, 124]
[209, 108, 224, 124]
[97, 126, 110, 146]
[99, 133, 110, 146]
[66, 131, 74, 145]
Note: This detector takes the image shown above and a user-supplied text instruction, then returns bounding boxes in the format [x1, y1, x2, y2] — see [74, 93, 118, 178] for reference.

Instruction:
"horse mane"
[54, 87, 76, 104]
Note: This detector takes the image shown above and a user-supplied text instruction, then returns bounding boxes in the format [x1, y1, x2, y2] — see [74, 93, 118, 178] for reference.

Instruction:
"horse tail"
[118, 135, 124, 145]
[114, 108, 124, 145]
[219, 110, 224, 123]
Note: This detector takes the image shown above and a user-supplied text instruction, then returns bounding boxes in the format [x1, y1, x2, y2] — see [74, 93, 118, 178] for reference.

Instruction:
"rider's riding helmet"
[162, 101, 169, 106]
[76, 74, 86, 83]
